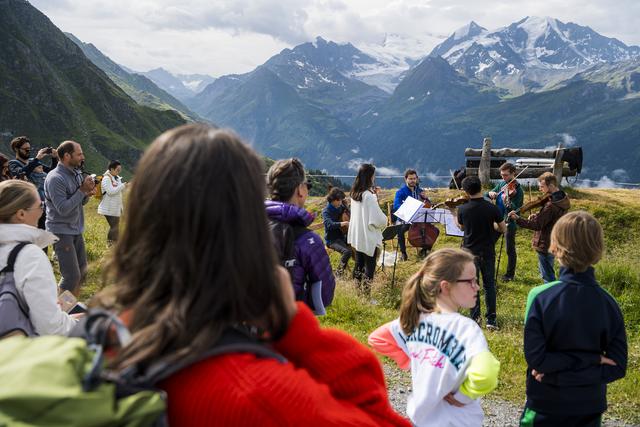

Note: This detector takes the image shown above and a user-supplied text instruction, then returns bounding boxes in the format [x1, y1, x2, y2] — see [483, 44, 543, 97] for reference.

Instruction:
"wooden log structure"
[464, 147, 559, 158]
[466, 139, 577, 185]
[478, 137, 492, 186]
[465, 167, 577, 180]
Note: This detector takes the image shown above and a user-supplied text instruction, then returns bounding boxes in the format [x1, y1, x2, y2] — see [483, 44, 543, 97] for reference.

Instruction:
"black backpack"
[0, 242, 37, 339]
[269, 220, 308, 273]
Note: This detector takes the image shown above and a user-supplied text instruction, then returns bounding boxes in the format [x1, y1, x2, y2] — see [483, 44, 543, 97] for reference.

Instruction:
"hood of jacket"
[0, 223, 59, 249]
[265, 200, 315, 226]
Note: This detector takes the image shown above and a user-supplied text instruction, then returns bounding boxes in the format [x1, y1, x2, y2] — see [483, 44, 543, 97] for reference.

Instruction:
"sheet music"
[443, 213, 464, 237]
[394, 196, 423, 223]
[409, 208, 448, 223]
[394, 196, 464, 237]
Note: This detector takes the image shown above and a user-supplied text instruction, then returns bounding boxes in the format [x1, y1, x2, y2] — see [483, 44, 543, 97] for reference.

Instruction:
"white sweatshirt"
[369, 312, 500, 427]
[347, 190, 387, 257]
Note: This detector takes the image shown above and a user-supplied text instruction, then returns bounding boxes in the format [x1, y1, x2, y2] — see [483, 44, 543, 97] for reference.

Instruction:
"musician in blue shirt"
[392, 169, 429, 261]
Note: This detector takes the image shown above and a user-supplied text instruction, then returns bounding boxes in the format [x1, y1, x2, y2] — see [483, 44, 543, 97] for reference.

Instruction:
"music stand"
[381, 224, 403, 287]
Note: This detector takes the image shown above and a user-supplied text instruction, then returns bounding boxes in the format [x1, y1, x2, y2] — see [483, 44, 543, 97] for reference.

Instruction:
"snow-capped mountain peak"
[430, 16, 640, 95]
[453, 21, 487, 41]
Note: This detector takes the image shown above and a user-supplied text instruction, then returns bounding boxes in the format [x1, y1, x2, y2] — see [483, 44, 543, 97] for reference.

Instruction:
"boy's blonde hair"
[399, 248, 475, 335]
[550, 210, 603, 272]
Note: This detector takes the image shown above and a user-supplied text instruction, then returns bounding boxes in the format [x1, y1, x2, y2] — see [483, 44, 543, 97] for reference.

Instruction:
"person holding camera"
[98, 160, 126, 245]
[44, 141, 95, 297]
[8, 136, 58, 232]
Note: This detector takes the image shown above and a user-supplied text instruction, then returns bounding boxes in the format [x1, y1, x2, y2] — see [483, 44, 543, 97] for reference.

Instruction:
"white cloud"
[376, 166, 401, 176]
[29, 0, 640, 77]
[611, 168, 630, 182]
[557, 133, 577, 147]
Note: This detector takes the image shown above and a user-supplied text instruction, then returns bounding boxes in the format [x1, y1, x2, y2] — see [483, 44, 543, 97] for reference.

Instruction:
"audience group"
[0, 125, 628, 426]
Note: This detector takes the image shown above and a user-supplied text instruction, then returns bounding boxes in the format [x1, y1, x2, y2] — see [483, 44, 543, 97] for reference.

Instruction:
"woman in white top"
[97, 160, 126, 244]
[369, 248, 500, 427]
[0, 180, 77, 337]
[347, 163, 387, 293]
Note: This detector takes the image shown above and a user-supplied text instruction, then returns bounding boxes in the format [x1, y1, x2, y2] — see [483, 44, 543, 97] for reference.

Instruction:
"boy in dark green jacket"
[520, 211, 627, 427]
[485, 163, 523, 281]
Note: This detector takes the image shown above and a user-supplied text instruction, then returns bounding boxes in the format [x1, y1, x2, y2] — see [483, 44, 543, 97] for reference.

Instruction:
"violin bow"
[449, 169, 460, 191]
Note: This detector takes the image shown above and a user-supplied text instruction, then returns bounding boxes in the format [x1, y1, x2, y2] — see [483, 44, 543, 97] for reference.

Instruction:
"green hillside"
[0, 0, 185, 173]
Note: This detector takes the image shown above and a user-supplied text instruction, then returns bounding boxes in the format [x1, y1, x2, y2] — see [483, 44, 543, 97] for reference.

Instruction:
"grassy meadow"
[68, 187, 639, 424]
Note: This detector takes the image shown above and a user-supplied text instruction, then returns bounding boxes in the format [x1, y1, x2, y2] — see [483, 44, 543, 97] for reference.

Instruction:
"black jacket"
[523, 266, 627, 414]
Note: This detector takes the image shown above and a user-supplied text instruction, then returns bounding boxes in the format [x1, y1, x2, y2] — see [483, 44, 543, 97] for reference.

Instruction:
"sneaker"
[500, 275, 514, 282]
[485, 323, 500, 332]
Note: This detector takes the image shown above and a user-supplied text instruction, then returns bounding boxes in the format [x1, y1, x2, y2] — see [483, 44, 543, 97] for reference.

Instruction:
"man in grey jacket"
[44, 141, 95, 296]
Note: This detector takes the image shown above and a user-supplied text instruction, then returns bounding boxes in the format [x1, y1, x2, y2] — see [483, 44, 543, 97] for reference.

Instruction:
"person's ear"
[439, 280, 450, 295]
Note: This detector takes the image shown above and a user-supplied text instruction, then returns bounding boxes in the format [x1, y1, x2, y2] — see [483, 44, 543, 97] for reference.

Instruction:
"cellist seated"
[322, 187, 352, 276]
[392, 169, 430, 260]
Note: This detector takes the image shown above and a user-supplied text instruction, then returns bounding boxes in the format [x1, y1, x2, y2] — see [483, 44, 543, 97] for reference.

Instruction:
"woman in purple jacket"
[266, 158, 336, 313]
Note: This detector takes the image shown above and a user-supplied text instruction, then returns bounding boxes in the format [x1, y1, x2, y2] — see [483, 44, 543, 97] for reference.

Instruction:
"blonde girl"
[369, 248, 500, 427]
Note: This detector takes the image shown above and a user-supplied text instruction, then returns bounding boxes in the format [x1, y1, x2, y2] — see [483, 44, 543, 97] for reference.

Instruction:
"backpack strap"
[139, 326, 287, 386]
[1, 242, 30, 274]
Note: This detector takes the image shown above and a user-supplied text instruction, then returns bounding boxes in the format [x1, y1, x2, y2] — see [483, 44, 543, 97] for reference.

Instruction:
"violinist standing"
[322, 187, 352, 276]
[392, 169, 430, 261]
[455, 176, 506, 331]
[486, 163, 524, 282]
[508, 172, 570, 283]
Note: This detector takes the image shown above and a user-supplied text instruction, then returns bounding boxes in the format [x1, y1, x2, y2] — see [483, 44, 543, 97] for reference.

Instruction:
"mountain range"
[0, 0, 185, 173]
[178, 17, 640, 182]
[2, 3, 639, 182]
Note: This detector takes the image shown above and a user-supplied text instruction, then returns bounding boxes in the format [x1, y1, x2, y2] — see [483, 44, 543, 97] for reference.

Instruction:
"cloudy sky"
[31, 0, 640, 77]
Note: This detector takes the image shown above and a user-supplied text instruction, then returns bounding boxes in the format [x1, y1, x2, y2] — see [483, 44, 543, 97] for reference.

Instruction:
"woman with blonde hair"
[369, 248, 500, 426]
[0, 180, 77, 337]
[104, 124, 411, 426]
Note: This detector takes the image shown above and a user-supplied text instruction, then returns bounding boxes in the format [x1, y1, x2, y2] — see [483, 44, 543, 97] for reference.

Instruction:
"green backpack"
[0, 311, 285, 426]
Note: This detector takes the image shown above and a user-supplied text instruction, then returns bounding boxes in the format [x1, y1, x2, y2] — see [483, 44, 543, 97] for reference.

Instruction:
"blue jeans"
[537, 251, 556, 282]
[470, 252, 497, 325]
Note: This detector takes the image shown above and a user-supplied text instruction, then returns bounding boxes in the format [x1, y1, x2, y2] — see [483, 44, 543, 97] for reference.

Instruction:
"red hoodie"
[159, 302, 411, 426]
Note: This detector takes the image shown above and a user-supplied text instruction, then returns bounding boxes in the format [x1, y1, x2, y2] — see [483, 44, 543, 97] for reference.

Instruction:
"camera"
[44, 147, 53, 154]
[90, 174, 100, 185]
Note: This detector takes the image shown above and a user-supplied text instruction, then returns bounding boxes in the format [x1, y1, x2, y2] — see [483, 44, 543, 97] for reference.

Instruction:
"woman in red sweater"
[105, 123, 410, 427]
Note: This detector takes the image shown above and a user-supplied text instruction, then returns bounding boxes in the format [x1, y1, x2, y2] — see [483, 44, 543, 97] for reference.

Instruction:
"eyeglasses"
[303, 181, 313, 190]
[457, 277, 479, 288]
[26, 201, 45, 211]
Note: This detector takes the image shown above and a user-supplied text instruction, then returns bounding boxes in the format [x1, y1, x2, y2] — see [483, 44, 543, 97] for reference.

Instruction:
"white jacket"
[347, 190, 388, 257]
[97, 172, 125, 217]
[0, 223, 77, 336]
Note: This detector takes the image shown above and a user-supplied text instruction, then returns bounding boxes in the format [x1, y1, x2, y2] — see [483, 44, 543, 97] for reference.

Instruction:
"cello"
[407, 199, 440, 250]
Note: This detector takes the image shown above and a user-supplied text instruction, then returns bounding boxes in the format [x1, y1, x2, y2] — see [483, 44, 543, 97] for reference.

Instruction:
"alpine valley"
[182, 17, 640, 182]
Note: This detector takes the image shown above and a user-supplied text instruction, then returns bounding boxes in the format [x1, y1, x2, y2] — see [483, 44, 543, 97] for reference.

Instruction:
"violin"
[500, 180, 519, 199]
[518, 194, 551, 215]
[433, 195, 470, 209]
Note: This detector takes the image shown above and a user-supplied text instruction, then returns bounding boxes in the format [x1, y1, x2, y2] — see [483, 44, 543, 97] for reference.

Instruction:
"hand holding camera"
[80, 175, 97, 195]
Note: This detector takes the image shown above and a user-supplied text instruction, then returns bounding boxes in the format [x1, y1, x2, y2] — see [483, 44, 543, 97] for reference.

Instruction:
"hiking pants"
[104, 215, 120, 243]
[53, 234, 88, 295]
[328, 239, 351, 271]
[470, 251, 497, 326]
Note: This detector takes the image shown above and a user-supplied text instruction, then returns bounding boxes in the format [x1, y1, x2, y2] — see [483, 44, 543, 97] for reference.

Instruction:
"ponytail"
[400, 270, 437, 335]
[398, 248, 475, 336]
